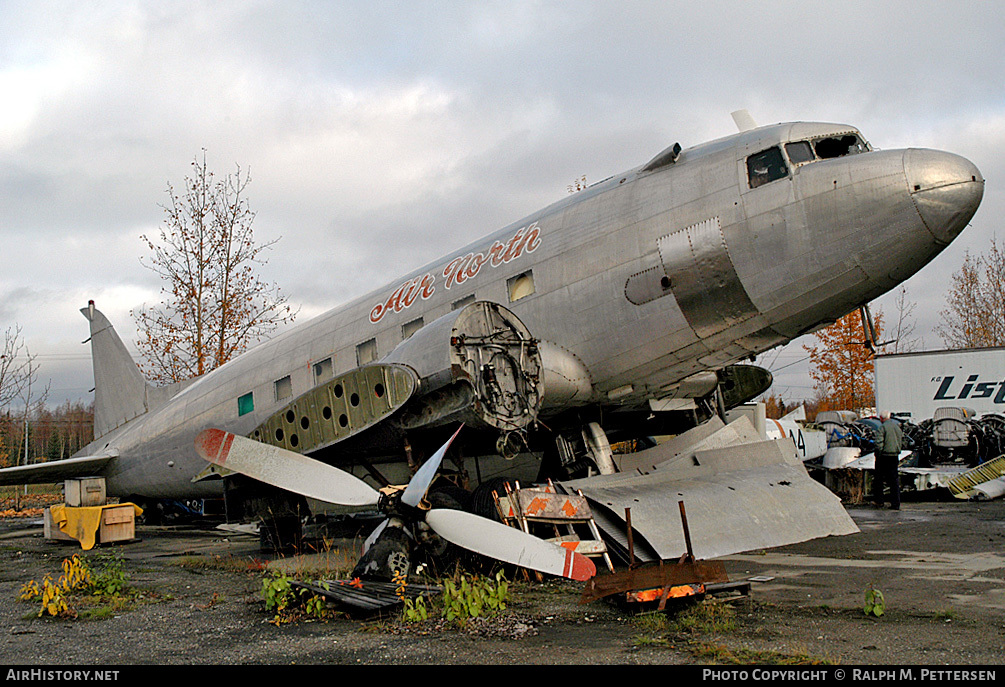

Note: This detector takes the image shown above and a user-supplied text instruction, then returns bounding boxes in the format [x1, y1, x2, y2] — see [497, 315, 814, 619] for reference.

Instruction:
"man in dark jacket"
[872, 411, 904, 510]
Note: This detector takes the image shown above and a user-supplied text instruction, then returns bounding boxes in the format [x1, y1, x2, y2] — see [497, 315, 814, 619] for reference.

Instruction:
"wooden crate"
[43, 507, 76, 542]
[65, 478, 106, 507]
[99, 504, 135, 543]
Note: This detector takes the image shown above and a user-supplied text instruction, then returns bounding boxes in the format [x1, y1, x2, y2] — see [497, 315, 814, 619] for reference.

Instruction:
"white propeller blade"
[194, 428, 381, 507]
[401, 424, 464, 508]
[363, 518, 389, 554]
[425, 508, 596, 581]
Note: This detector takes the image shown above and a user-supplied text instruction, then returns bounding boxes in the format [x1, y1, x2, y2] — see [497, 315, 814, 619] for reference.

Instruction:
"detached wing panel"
[565, 433, 858, 561]
[0, 454, 116, 486]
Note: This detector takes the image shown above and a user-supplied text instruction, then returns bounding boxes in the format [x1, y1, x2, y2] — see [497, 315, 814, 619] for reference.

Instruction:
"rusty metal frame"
[579, 501, 730, 608]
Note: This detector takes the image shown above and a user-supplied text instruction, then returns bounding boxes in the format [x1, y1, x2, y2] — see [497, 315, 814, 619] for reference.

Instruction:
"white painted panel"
[874, 347, 1005, 420]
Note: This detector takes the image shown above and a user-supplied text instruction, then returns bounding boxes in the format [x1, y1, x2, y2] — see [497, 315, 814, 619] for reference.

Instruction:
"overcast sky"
[2, 1, 1003, 409]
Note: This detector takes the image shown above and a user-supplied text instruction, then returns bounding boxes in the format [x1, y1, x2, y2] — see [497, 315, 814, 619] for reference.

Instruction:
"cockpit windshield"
[784, 132, 870, 168]
[746, 132, 870, 189]
[814, 134, 869, 159]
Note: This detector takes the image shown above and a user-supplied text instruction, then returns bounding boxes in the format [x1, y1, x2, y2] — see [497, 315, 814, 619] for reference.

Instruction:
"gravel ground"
[0, 499, 1003, 666]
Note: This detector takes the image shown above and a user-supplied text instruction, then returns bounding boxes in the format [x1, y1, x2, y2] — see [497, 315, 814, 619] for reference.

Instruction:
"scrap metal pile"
[818, 408, 1005, 469]
[908, 411, 1005, 468]
[812, 407, 1005, 501]
[816, 411, 882, 454]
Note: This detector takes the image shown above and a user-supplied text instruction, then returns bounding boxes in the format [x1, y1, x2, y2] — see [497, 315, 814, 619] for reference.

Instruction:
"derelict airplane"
[0, 112, 984, 581]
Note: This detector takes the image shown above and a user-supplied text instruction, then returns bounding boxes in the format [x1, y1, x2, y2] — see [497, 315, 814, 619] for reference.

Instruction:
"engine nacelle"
[383, 301, 544, 431]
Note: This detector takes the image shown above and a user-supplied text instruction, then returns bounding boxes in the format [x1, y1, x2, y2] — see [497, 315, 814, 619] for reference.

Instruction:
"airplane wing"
[0, 453, 116, 486]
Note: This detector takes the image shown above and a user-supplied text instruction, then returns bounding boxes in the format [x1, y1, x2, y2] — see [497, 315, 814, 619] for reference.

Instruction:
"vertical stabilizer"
[82, 302, 151, 438]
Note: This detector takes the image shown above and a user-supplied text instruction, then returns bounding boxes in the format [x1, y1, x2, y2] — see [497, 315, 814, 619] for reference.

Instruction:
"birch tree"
[936, 238, 1005, 348]
[133, 153, 296, 384]
[0, 325, 49, 466]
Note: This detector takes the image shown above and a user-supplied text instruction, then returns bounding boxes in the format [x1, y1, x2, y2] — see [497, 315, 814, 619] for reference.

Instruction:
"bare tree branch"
[0, 325, 47, 412]
[884, 285, 919, 354]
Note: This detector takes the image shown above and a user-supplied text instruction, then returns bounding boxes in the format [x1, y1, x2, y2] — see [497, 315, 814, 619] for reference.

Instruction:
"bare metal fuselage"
[76, 121, 984, 499]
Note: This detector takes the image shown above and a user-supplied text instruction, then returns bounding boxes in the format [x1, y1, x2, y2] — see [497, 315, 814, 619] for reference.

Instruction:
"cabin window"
[452, 294, 476, 310]
[746, 147, 788, 188]
[813, 134, 868, 159]
[356, 338, 378, 366]
[402, 317, 424, 340]
[237, 392, 254, 417]
[274, 375, 293, 402]
[313, 357, 333, 384]
[507, 271, 535, 302]
[785, 141, 815, 166]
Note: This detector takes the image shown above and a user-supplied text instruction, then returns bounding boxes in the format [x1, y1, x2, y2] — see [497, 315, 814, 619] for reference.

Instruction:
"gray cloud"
[1, 1, 1003, 407]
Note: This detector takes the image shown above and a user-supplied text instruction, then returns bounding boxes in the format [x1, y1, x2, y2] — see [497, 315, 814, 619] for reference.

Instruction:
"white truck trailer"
[874, 347, 1005, 420]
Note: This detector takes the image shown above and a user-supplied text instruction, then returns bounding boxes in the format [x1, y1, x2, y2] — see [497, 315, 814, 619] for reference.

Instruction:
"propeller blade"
[363, 518, 390, 554]
[194, 428, 380, 507]
[425, 508, 596, 581]
[401, 424, 464, 508]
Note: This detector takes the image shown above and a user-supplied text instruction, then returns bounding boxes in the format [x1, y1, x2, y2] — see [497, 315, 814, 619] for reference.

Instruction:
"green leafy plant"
[303, 592, 328, 619]
[864, 586, 885, 617]
[86, 552, 128, 598]
[402, 595, 429, 622]
[37, 575, 72, 618]
[261, 570, 295, 619]
[441, 571, 509, 623]
[19, 553, 124, 618]
[18, 551, 155, 621]
[261, 570, 333, 623]
[18, 554, 94, 618]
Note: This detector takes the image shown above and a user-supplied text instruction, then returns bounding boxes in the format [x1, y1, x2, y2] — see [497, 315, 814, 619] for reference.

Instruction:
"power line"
[770, 355, 811, 373]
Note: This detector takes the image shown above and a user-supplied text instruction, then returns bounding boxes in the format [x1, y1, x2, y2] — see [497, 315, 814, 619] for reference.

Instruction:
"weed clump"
[863, 586, 885, 617]
[17, 551, 146, 619]
[260, 569, 342, 625]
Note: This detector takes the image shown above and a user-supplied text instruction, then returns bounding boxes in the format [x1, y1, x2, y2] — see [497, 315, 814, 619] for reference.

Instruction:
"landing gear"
[540, 422, 618, 480]
[351, 519, 412, 581]
[224, 476, 309, 554]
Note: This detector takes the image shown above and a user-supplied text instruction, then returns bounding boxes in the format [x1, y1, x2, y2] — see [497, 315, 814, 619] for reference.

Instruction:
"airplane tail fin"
[82, 301, 155, 439]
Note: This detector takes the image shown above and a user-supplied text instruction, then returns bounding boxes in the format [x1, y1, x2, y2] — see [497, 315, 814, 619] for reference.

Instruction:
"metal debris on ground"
[290, 578, 442, 615]
[579, 501, 747, 611]
[947, 455, 1005, 500]
[820, 408, 1005, 469]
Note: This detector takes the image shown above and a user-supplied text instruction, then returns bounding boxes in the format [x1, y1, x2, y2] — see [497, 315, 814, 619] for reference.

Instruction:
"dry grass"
[689, 642, 837, 665]
[0, 485, 62, 516]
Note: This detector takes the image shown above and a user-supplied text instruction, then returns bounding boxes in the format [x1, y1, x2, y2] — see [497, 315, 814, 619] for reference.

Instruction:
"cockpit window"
[785, 141, 815, 165]
[814, 134, 868, 159]
[747, 146, 788, 189]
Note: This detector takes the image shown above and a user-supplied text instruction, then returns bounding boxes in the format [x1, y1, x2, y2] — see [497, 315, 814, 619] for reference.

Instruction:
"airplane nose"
[905, 149, 984, 245]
